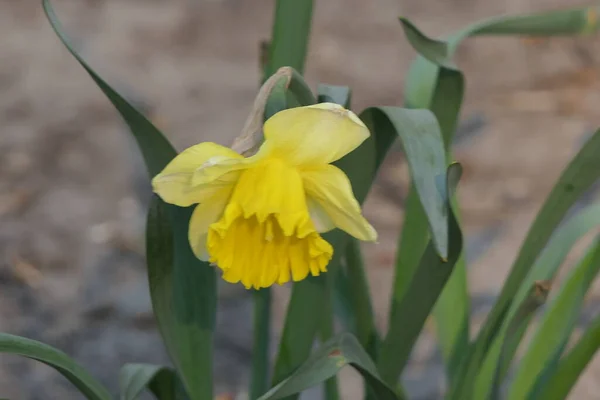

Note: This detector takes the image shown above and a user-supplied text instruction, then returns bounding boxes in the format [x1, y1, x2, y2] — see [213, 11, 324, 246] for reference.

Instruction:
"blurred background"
[1, 0, 600, 398]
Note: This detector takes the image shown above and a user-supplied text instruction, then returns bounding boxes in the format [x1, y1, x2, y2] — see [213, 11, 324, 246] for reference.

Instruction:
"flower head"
[152, 103, 377, 289]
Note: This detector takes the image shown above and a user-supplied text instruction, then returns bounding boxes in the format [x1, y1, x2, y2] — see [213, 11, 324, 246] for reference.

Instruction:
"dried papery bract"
[231, 67, 296, 156]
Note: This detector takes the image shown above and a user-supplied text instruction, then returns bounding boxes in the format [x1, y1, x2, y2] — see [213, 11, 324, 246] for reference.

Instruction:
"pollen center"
[206, 158, 333, 289]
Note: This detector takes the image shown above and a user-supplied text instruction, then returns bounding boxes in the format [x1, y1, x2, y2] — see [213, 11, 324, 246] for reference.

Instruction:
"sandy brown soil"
[1, 0, 600, 399]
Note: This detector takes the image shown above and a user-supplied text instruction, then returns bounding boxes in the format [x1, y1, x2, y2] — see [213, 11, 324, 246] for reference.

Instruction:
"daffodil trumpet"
[152, 103, 377, 289]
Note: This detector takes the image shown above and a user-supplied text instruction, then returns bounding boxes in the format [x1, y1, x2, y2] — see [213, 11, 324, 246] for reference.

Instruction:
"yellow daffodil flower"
[152, 103, 377, 289]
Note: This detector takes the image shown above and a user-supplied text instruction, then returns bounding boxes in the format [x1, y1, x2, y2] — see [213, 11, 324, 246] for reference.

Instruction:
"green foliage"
[119, 364, 187, 400]
[0, 2, 596, 400]
[0, 333, 111, 400]
[378, 164, 463, 384]
[508, 242, 600, 399]
[537, 313, 600, 400]
[261, 334, 399, 400]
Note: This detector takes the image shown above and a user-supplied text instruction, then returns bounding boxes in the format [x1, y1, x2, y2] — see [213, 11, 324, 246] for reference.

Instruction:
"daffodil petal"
[262, 103, 370, 166]
[307, 196, 335, 233]
[152, 142, 242, 207]
[302, 164, 377, 242]
[188, 186, 233, 260]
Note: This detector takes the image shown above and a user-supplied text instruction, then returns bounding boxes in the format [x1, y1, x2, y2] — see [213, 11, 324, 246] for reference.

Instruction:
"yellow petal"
[152, 142, 242, 207]
[188, 186, 233, 261]
[307, 197, 336, 233]
[262, 103, 370, 166]
[302, 164, 377, 242]
[206, 158, 333, 289]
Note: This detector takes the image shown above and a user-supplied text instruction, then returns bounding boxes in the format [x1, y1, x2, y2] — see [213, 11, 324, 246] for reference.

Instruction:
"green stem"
[320, 276, 340, 400]
[250, 288, 272, 400]
[345, 239, 378, 358]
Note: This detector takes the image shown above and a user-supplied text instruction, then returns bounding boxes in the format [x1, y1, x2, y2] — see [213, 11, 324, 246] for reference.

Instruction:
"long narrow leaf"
[399, 20, 469, 380]
[378, 164, 463, 385]
[457, 128, 600, 399]
[261, 334, 399, 400]
[474, 202, 600, 399]
[490, 282, 550, 400]
[0, 333, 111, 400]
[43, 0, 176, 177]
[508, 241, 600, 399]
[536, 313, 600, 400]
[397, 11, 600, 396]
[120, 363, 187, 400]
[45, 2, 217, 398]
[147, 198, 216, 399]
[264, 0, 313, 79]
[361, 107, 449, 259]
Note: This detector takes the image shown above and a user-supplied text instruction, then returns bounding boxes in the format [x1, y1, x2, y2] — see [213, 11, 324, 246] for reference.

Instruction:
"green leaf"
[449, 7, 600, 41]
[317, 84, 352, 108]
[147, 198, 216, 400]
[43, 0, 176, 177]
[399, 19, 469, 380]
[536, 313, 600, 400]
[399, 18, 451, 67]
[397, 10, 600, 396]
[474, 202, 600, 399]
[44, 3, 218, 398]
[44, 3, 216, 397]
[261, 334, 399, 400]
[361, 107, 449, 259]
[264, 0, 313, 79]
[0, 333, 111, 400]
[120, 364, 187, 400]
[489, 282, 550, 400]
[508, 241, 600, 400]
[378, 164, 463, 385]
[456, 128, 600, 399]
[401, 7, 600, 69]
